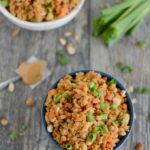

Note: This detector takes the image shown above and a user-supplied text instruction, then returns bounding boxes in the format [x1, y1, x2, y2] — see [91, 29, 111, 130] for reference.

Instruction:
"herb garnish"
[116, 61, 133, 73]
[137, 41, 146, 49]
[56, 51, 70, 66]
[9, 131, 17, 140]
[135, 87, 149, 94]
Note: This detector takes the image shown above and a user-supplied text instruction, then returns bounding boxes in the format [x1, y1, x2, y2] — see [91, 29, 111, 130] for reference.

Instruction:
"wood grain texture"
[0, 0, 150, 150]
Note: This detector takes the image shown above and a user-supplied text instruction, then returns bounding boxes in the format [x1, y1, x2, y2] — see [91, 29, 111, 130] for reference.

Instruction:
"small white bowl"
[0, 0, 85, 31]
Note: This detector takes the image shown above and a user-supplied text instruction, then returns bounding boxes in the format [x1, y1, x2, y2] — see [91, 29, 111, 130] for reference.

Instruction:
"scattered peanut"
[59, 38, 67, 46]
[120, 90, 126, 97]
[132, 98, 137, 104]
[25, 98, 35, 107]
[135, 143, 144, 150]
[7, 82, 15, 92]
[73, 33, 80, 41]
[67, 43, 76, 55]
[64, 31, 72, 37]
[127, 85, 134, 93]
[12, 29, 20, 37]
[47, 124, 53, 132]
[0, 119, 9, 126]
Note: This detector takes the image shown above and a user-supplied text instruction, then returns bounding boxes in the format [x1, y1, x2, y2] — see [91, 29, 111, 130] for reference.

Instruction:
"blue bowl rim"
[41, 69, 134, 150]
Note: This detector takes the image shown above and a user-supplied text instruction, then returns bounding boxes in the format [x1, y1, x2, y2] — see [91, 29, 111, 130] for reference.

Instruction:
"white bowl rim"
[0, 0, 85, 28]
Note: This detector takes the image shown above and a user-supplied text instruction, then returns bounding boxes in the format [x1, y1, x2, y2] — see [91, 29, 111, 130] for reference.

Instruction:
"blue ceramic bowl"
[41, 69, 134, 150]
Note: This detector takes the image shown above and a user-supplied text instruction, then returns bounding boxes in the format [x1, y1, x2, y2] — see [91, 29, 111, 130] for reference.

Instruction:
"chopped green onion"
[45, 0, 52, 3]
[98, 91, 103, 99]
[89, 82, 95, 89]
[71, 79, 76, 83]
[64, 92, 72, 102]
[135, 87, 149, 94]
[0, 0, 8, 7]
[113, 120, 119, 127]
[101, 124, 109, 134]
[56, 51, 70, 66]
[86, 114, 95, 122]
[66, 144, 72, 150]
[93, 127, 101, 134]
[54, 93, 62, 104]
[116, 61, 124, 69]
[100, 103, 107, 111]
[45, 8, 52, 13]
[111, 104, 118, 110]
[87, 133, 97, 143]
[102, 114, 108, 121]
[116, 61, 133, 73]
[20, 124, 28, 132]
[137, 41, 146, 49]
[108, 79, 117, 86]
[24, 8, 30, 14]
[59, 56, 70, 66]
[121, 66, 133, 73]
[88, 82, 100, 97]
[92, 88, 99, 97]
[9, 131, 17, 140]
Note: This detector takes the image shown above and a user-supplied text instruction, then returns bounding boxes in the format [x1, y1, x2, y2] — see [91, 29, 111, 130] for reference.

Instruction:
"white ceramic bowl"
[0, 0, 85, 31]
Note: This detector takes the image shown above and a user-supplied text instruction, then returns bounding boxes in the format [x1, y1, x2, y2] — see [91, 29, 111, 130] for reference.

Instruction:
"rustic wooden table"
[0, 0, 150, 150]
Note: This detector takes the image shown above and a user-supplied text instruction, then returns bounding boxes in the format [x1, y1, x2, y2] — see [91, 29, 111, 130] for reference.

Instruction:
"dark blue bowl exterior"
[41, 69, 134, 150]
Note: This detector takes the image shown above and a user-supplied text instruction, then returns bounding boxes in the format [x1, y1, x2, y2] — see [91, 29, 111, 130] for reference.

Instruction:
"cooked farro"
[45, 71, 130, 150]
[6, 0, 80, 22]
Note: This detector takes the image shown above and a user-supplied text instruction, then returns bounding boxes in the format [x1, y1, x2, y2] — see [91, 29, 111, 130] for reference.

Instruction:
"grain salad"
[3, 0, 80, 22]
[45, 71, 130, 150]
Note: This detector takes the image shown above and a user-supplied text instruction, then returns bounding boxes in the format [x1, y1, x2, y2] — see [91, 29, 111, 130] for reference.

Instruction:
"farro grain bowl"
[42, 70, 134, 150]
[2, 0, 81, 22]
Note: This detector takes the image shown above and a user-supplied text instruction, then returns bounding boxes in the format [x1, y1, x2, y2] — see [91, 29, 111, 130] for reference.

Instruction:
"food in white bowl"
[0, 0, 85, 30]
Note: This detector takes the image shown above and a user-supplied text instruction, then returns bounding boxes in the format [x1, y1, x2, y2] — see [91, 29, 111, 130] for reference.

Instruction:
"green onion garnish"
[92, 88, 99, 97]
[121, 66, 133, 73]
[0, 0, 8, 7]
[66, 144, 72, 150]
[137, 41, 146, 49]
[102, 114, 108, 121]
[64, 92, 72, 102]
[86, 114, 95, 122]
[111, 104, 118, 110]
[100, 103, 107, 111]
[87, 133, 97, 143]
[20, 124, 28, 132]
[116, 62, 133, 73]
[45, 0, 52, 3]
[54, 93, 62, 104]
[56, 51, 70, 66]
[135, 87, 149, 94]
[108, 79, 117, 86]
[101, 124, 109, 134]
[9, 131, 17, 140]
[45, 8, 52, 13]
[89, 82, 95, 89]
[98, 90, 103, 99]
[113, 120, 119, 127]
[93, 127, 101, 134]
